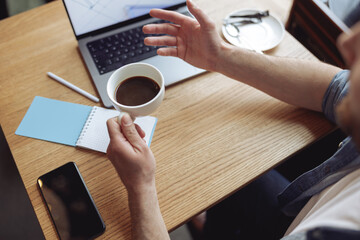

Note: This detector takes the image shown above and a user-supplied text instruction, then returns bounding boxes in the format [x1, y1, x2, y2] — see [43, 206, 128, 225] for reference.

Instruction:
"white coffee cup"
[107, 63, 165, 120]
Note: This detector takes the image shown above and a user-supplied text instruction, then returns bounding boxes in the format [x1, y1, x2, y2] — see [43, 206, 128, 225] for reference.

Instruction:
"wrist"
[212, 42, 236, 73]
[127, 182, 159, 213]
[126, 180, 157, 198]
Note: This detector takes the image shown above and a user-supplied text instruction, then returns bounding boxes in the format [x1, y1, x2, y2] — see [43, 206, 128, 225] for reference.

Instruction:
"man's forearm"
[214, 43, 342, 112]
[127, 185, 170, 240]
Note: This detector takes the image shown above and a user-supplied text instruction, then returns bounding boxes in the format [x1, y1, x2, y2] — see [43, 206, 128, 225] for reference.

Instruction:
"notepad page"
[15, 96, 92, 146]
[76, 107, 157, 153]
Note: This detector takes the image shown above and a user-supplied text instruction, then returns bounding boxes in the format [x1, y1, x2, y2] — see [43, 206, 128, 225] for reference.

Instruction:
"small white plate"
[222, 9, 285, 51]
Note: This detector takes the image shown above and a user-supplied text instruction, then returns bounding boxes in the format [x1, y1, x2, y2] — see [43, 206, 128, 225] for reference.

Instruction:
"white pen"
[47, 72, 100, 103]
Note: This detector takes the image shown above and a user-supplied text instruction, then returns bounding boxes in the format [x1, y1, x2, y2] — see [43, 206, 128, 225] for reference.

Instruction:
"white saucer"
[222, 9, 285, 51]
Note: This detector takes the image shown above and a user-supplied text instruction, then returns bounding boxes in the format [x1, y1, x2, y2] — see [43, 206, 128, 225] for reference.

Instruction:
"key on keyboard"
[87, 21, 167, 75]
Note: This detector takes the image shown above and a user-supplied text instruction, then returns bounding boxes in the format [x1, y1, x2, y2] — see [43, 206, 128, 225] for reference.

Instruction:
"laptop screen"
[63, 0, 186, 37]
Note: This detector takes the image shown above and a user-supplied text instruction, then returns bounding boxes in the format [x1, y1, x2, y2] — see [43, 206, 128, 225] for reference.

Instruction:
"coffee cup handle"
[117, 112, 136, 124]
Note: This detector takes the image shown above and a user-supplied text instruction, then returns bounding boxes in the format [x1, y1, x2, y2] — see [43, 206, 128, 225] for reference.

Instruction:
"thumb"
[120, 113, 146, 150]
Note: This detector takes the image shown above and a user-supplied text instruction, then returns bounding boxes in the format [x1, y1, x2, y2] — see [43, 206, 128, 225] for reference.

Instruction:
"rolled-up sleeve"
[322, 70, 350, 124]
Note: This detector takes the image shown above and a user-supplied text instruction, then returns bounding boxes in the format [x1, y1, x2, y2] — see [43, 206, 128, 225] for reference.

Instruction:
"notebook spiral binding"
[76, 107, 98, 145]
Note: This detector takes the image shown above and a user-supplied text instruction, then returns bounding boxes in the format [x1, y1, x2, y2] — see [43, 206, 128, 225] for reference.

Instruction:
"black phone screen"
[38, 162, 105, 240]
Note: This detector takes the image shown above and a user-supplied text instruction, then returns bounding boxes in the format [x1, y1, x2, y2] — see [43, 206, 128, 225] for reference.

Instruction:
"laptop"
[0, 125, 45, 240]
[62, 0, 206, 108]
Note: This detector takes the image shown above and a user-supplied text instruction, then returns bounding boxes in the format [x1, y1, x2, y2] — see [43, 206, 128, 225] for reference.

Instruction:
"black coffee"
[115, 76, 160, 106]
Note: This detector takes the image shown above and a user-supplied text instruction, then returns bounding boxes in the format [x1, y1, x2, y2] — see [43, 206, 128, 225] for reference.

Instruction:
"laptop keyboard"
[87, 20, 168, 75]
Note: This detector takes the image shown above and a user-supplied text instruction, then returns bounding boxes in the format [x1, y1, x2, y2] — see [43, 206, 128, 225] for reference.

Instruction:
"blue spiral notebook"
[15, 96, 157, 153]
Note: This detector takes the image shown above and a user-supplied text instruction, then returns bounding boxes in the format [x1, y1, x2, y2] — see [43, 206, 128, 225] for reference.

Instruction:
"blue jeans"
[203, 170, 294, 240]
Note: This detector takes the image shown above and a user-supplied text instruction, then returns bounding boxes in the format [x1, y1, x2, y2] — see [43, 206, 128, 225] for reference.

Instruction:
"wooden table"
[0, 0, 334, 239]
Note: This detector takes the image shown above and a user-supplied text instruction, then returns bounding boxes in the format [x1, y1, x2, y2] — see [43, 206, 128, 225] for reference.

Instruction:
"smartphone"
[38, 162, 105, 240]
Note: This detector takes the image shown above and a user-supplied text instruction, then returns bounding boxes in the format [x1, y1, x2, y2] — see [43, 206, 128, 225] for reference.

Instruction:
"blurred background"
[0, 0, 52, 19]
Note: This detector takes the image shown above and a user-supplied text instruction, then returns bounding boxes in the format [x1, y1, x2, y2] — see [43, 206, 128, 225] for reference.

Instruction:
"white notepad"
[16, 96, 157, 153]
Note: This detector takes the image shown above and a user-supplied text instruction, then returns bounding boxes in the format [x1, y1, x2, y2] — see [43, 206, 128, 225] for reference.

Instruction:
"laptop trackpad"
[141, 55, 205, 86]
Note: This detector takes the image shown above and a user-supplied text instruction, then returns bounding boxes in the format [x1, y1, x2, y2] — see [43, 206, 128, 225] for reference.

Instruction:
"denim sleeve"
[321, 70, 350, 124]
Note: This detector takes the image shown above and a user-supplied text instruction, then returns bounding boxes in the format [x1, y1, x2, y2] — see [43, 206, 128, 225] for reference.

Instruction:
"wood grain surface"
[0, 0, 335, 239]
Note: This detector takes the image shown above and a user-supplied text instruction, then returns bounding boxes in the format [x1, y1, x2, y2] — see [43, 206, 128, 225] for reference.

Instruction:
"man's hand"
[143, 0, 225, 72]
[106, 113, 156, 194]
[337, 22, 360, 148]
[107, 114, 170, 240]
[143, 0, 340, 113]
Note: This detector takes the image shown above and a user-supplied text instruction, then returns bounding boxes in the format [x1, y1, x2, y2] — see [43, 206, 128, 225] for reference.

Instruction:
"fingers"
[157, 47, 178, 57]
[107, 117, 130, 156]
[148, 1, 212, 30]
[337, 22, 360, 66]
[144, 35, 177, 46]
[186, 0, 213, 30]
[143, 23, 179, 36]
[120, 113, 147, 151]
[338, 32, 355, 66]
[150, 9, 189, 25]
[107, 117, 145, 140]
[143, 23, 179, 57]
[135, 124, 146, 139]
[107, 117, 126, 142]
